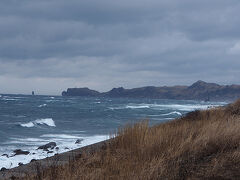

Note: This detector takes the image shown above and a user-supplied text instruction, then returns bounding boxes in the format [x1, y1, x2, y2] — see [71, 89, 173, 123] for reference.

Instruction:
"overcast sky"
[0, 0, 240, 95]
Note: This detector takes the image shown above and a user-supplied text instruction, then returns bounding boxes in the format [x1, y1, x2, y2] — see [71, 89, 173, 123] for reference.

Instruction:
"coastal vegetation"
[14, 99, 240, 179]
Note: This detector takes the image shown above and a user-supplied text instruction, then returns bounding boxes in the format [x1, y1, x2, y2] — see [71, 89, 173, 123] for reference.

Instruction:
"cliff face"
[62, 81, 240, 101]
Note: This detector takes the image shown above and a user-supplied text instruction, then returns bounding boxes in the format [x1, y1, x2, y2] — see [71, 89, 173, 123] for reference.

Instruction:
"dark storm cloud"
[0, 0, 240, 94]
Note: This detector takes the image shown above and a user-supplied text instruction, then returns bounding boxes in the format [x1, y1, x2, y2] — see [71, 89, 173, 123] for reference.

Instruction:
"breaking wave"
[148, 104, 213, 111]
[38, 104, 47, 107]
[161, 111, 182, 116]
[0, 134, 108, 169]
[109, 103, 222, 111]
[20, 122, 34, 128]
[110, 105, 150, 110]
[20, 118, 56, 128]
[126, 105, 150, 109]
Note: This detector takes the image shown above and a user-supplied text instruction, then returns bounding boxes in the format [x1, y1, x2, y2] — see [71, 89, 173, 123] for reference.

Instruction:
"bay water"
[0, 94, 226, 169]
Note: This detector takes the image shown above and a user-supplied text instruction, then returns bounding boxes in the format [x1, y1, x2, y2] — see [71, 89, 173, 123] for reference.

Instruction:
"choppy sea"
[0, 94, 227, 169]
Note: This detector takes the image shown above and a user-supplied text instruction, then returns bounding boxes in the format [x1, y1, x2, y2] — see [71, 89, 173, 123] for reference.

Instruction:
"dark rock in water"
[64, 147, 69, 150]
[0, 167, 7, 171]
[37, 142, 57, 151]
[18, 163, 23, 166]
[75, 139, 83, 144]
[30, 159, 37, 163]
[55, 147, 59, 150]
[47, 151, 54, 154]
[2, 154, 9, 158]
[13, 149, 30, 156]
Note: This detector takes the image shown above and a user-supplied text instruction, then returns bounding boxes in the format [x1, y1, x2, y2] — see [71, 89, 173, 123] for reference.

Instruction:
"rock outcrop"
[75, 139, 83, 144]
[13, 149, 30, 156]
[37, 142, 57, 151]
[62, 88, 100, 97]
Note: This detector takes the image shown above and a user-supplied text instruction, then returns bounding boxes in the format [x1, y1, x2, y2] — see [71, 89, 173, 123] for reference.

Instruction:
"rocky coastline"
[0, 140, 110, 179]
[62, 80, 240, 101]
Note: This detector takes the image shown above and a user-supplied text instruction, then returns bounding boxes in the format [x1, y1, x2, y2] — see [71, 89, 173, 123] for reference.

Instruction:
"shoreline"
[1, 99, 240, 179]
[0, 139, 110, 179]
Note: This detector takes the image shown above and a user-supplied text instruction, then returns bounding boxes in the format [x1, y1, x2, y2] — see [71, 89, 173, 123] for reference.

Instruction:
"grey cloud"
[0, 0, 240, 94]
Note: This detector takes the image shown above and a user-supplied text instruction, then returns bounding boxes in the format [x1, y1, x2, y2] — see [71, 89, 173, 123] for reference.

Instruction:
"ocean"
[0, 94, 227, 169]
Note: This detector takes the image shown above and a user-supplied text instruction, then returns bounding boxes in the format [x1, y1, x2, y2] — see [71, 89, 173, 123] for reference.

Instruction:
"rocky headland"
[62, 80, 240, 101]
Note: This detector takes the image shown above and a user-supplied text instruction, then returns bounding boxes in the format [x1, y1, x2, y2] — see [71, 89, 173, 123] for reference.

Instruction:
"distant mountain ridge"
[62, 80, 240, 101]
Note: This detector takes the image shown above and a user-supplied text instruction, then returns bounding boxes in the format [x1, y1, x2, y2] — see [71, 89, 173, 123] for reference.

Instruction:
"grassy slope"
[25, 100, 240, 180]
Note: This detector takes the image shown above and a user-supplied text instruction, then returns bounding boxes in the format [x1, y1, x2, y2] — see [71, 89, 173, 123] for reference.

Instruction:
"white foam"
[17, 115, 27, 118]
[20, 118, 56, 128]
[11, 97, 27, 99]
[161, 111, 182, 116]
[20, 122, 34, 128]
[126, 105, 150, 109]
[45, 100, 59, 102]
[41, 134, 80, 139]
[163, 118, 174, 120]
[38, 104, 47, 107]
[8, 138, 49, 143]
[0, 134, 109, 170]
[147, 115, 162, 117]
[109, 104, 151, 110]
[35, 118, 56, 127]
[110, 102, 224, 111]
[109, 107, 121, 110]
[2, 98, 18, 101]
[146, 103, 220, 111]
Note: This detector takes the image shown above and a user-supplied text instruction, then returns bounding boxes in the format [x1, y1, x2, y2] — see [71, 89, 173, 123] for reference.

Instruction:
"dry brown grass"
[24, 100, 240, 180]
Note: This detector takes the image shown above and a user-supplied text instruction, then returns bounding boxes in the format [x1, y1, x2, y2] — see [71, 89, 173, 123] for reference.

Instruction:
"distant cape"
[62, 80, 240, 101]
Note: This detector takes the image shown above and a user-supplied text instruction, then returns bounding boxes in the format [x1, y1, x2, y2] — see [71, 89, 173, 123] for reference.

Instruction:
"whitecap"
[161, 111, 182, 116]
[12, 97, 27, 99]
[45, 99, 59, 102]
[147, 115, 162, 117]
[2, 98, 17, 101]
[109, 104, 150, 110]
[126, 105, 150, 109]
[38, 104, 47, 107]
[147, 104, 218, 111]
[35, 118, 56, 127]
[163, 118, 174, 120]
[20, 122, 34, 128]
[20, 118, 56, 128]
[17, 115, 27, 118]
[110, 103, 223, 112]
[109, 107, 122, 110]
